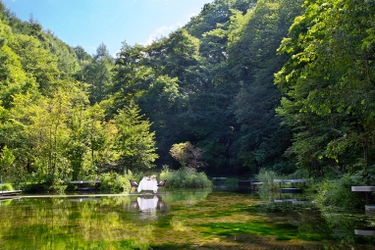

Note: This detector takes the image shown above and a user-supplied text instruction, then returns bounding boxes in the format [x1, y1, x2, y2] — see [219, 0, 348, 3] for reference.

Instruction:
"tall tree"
[110, 42, 152, 114]
[11, 33, 61, 96]
[79, 43, 114, 104]
[0, 20, 38, 108]
[114, 102, 158, 172]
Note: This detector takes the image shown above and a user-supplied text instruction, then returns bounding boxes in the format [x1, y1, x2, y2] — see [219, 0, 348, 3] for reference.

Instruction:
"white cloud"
[82, 45, 97, 56]
[189, 13, 198, 20]
[144, 22, 183, 45]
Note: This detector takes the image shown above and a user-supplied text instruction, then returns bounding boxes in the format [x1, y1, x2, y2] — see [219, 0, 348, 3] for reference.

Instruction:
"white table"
[137, 177, 158, 193]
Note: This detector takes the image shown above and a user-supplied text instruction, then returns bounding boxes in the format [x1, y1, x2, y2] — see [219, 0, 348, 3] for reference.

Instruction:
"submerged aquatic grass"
[0, 190, 374, 249]
[198, 221, 297, 240]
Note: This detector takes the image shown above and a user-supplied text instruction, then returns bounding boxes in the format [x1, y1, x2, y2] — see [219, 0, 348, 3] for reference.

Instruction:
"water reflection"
[129, 195, 167, 220]
[258, 186, 311, 205]
[258, 188, 375, 248]
[137, 196, 159, 212]
[0, 189, 211, 249]
[273, 189, 310, 204]
[4, 189, 374, 249]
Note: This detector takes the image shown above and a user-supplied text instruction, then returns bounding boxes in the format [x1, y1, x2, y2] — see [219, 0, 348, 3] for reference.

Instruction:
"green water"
[0, 190, 374, 250]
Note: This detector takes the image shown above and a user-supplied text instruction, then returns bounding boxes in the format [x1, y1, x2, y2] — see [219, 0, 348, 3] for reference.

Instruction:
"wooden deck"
[0, 190, 22, 196]
[352, 186, 375, 209]
[274, 179, 308, 185]
[274, 179, 308, 193]
[0, 190, 22, 200]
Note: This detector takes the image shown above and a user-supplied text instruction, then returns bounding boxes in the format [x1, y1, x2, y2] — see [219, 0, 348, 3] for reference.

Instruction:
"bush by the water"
[315, 174, 365, 210]
[0, 183, 14, 191]
[160, 168, 212, 188]
[99, 172, 135, 193]
[255, 169, 279, 191]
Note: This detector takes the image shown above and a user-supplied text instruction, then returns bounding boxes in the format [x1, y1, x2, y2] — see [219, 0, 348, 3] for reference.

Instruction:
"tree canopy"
[1, 0, 373, 190]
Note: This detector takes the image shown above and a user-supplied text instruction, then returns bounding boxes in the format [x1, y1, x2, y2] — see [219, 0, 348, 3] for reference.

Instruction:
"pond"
[0, 189, 374, 249]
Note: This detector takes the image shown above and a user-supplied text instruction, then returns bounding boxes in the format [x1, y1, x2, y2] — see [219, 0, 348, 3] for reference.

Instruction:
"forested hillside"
[109, 0, 304, 177]
[0, 0, 374, 191]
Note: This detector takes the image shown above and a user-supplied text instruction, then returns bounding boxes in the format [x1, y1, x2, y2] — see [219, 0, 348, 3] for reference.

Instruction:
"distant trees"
[74, 43, 114, 104]
[107, 0, 304, 176]
[227, 0, 304, 175]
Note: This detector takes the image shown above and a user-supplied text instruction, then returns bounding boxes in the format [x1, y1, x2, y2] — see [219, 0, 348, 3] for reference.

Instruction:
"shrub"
[48, 179, 67, 194]
[99, 172, 128, 193]
[160, 168, 212, 188]
[0, 183, 14, 191]
[315, 174, 364, 210]
[255, 169, 279, 191]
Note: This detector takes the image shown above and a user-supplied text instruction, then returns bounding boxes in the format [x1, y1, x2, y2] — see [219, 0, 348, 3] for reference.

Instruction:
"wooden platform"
[351, 186, 375, 205]
[355, 229, 375, 236]
[365, 205, 375, 213]
[274, 179, 308, 185]
[280, 187, 302, 193]
[0, 190, 22, 196]
[351, 186, 375, 192]
[0, 190, 22, 200]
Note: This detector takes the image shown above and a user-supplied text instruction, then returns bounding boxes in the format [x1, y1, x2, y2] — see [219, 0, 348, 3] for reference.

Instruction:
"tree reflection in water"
[0, 189, 374, 249]
[257, 188, 375, 248]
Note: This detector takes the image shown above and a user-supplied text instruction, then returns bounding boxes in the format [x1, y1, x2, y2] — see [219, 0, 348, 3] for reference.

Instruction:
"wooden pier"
[274, 179, 308, 193]
[351, 186, 375, 212]
[0, 190, 22, 196]
[0, 190, 22, 199]
[274, 179, 308, 185]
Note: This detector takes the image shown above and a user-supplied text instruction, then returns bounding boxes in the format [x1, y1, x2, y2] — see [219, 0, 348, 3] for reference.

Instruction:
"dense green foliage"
[99, 172, 130, 193]
[0, 183, 13, 191]
[275, 0, 375, 178]
[0, 2, 157, 192]
[109, 0, 303, 177]
[315, 174, 365, 210]
[160, 167, 212, 188]
[169, 141, 207, 169]
[0, 0, 374, 192]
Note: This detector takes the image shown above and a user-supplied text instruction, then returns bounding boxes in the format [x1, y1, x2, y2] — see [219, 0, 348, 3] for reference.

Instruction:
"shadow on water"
[0, 188, 375, 249]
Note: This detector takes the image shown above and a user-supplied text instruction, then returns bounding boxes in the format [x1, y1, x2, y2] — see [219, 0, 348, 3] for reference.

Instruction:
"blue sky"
[3, 0, 213, 56]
